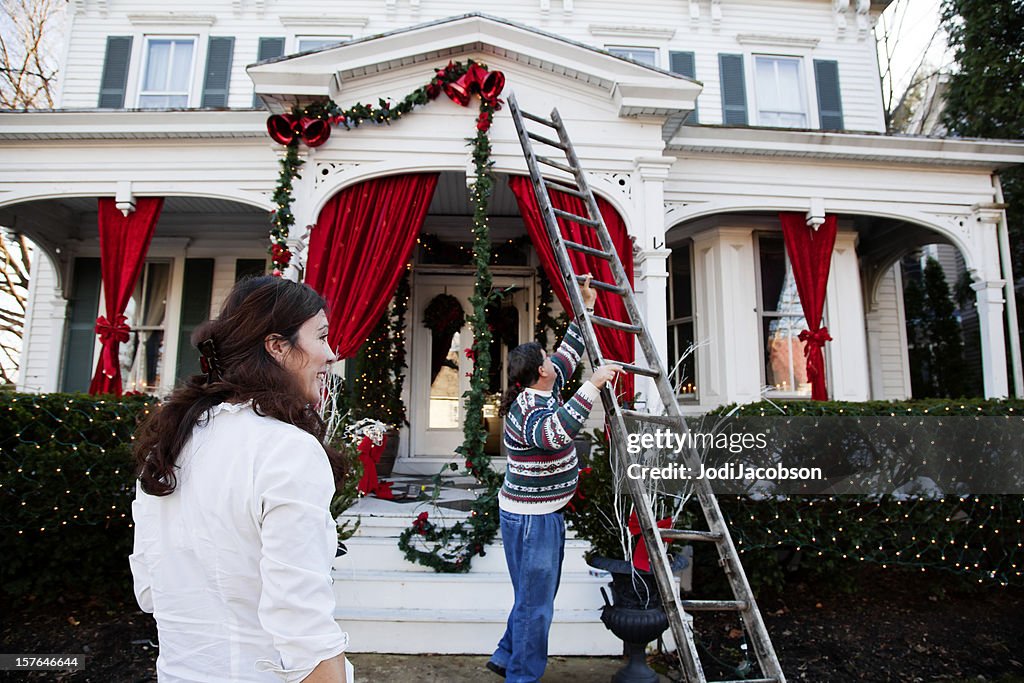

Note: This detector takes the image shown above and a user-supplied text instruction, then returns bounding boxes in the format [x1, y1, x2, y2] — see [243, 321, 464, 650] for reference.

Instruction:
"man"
[488, 275, 621, 682]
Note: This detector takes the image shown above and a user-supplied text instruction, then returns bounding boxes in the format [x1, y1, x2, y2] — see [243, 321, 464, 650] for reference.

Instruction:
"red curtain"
[306, 173, 439, 358]
[508, 175, 635, 401]
[779, 212, 837, 401]
[88, 197, 163, 396]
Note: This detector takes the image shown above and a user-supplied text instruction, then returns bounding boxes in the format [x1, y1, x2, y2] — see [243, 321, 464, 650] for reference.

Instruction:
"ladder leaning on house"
[507, 91, 786, 683]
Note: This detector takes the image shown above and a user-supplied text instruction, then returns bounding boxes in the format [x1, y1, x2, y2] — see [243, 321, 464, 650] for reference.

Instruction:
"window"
[121, 261, 172, 394]
[139, 37, 196, 108]
[754, 55, 807, 128]
[296, 36, 349, 52]
[757, 235, 814, 396]
[607, 47, 658, 67]
[667, 244, 698, 399]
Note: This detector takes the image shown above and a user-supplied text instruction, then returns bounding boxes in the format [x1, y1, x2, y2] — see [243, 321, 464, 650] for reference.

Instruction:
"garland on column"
[264, 59, 507, 572]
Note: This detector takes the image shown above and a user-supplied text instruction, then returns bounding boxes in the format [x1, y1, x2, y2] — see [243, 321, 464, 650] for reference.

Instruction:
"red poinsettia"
[425, 81, 441, 100]
[412, 511, 430, 535]
[476, 111, 492, 132]
[271, 243, 292, 265]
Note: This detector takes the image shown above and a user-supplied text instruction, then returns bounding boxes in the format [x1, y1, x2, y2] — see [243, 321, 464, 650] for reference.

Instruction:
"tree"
[0, 230, 31, 386]
[0, 0, 65, 109]
[941, 0, 1024, 270]
[903, 255, 969, 397]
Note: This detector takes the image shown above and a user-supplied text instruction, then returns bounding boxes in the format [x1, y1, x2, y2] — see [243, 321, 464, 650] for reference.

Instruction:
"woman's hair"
[134, 275, 345, 496]
[498, 341, 545, 417]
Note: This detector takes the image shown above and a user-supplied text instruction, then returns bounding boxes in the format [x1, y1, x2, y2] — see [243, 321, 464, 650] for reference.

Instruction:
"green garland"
[262, 59, 507, 571]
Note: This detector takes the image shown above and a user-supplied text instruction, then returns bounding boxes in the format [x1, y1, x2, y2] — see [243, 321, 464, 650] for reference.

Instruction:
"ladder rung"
[564, 239, 612, 260]
[527, 131, 567, 150]
[661, 529, 724, 542]
[709, 679, 779, 683]
[679, 600, 748, 612]
[552, 208, 601, 227]
[590, 315, 642, 334]
[620, 410, 680, 427]
[544, 178, 587, 199]
[604, 359, 659, 377]
[537, 155, 578, 175]
[520, 109, 557, 128]
[573, 274, 626, 294]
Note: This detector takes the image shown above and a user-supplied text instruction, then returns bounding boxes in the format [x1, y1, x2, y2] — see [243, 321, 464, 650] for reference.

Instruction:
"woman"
[130, 276, 352, 683]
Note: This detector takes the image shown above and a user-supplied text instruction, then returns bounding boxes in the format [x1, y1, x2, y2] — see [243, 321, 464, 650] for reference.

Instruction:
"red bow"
[799, 326, 832, 387]
[627, 510, 674, 572]
[798, 326, 832, 350]
[94, 314, 130, 379]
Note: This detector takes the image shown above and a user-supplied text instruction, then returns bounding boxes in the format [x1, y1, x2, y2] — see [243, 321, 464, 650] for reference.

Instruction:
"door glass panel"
[429, 331, 461, 429]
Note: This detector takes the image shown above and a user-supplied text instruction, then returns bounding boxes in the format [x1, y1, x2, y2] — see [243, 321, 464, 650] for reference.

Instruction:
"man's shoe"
[486, 661, 507, 678]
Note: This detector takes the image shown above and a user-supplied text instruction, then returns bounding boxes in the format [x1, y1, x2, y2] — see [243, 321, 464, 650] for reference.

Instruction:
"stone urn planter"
[376, 428, 400, 478]
[589, 553, 688, 683]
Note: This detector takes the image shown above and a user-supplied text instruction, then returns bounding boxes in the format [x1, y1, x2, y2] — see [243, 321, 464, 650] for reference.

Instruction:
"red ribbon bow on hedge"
[266, 114, 332, 147]
[94, 314, 131, 379]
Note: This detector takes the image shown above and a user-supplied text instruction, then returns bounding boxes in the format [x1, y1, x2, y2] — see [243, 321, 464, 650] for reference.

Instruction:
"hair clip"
[198, 338, 222, 383]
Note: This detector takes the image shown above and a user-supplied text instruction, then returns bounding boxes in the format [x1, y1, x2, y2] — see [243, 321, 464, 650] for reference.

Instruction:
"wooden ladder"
[507, 91, 786, 683]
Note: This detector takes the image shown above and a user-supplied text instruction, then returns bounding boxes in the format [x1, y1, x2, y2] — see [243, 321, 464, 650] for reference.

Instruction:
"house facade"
[4, 0, 1024, 476]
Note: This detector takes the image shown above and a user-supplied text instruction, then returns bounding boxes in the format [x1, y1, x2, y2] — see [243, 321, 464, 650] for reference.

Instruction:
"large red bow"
[799, 326, 832, 387]
[627, 510, 674, 572]
[266, 114, 332, 147]
[94, 314, 131, 379]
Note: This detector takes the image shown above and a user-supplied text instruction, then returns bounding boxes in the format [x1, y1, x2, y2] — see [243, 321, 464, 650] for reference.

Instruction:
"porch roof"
[0, 109, 267, 141]
[667, 125, 1024, 170]
[245, 13, 700, 122]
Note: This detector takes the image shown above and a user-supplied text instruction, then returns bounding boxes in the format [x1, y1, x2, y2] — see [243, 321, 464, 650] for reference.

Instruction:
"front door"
[410, 273, 533, 460]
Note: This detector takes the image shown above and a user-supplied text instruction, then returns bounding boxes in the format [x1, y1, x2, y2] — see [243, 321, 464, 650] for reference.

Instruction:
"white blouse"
[130, 402, 349, 682]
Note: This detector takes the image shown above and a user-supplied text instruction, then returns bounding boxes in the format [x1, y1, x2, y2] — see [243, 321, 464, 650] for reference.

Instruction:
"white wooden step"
[332, 569, 608, 612]
[335, 607, 622, 655]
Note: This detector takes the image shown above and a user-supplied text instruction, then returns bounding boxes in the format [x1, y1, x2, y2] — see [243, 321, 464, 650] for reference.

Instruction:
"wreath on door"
[424, 293, 466, 383]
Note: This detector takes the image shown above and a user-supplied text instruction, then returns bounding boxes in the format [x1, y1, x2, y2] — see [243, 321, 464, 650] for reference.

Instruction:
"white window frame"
[746, 51, 819, 129]
[753, 232, 829, 398]
[606, 45, 660, 68]
[294, 35, 351, 52]
[136, 34, 199, 109]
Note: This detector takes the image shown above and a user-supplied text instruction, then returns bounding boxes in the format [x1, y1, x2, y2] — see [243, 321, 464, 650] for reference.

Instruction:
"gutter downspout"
[994, 174, 1023, 397]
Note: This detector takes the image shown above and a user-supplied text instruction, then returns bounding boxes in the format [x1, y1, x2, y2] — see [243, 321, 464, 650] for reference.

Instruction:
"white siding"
[60, 0, 886, 131]
[209, 256, 239, 319]
[867, 262, 911, 400]
[17, 253, 64, 393]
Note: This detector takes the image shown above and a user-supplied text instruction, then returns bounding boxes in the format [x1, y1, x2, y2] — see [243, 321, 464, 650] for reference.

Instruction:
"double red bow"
[266, 114, 332, 147]
[94, 314, 131, 379]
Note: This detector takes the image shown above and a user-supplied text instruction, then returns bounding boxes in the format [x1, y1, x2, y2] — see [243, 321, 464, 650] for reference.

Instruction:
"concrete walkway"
[346, 654, 672, 681]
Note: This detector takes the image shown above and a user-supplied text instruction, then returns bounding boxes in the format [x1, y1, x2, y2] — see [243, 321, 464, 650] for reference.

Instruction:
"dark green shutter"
[201, 37, 235, 108]
[60, 258, 102, 392]
[718, 53, 748, 125]
[252, 37, 285, 107]
[98, 36, 133, 108]
[235, 258, 267, 281]
[814, 59, 844, 130]
[175, 259, 215, 381]
[669, 51, 698, 124]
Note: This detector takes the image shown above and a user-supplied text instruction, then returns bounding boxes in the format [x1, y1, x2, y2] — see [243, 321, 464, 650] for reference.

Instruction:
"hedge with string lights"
[0, 392, 156, 599]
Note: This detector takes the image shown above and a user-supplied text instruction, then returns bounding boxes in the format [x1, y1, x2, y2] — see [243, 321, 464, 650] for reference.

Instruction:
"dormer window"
[138, 37, 197, 108]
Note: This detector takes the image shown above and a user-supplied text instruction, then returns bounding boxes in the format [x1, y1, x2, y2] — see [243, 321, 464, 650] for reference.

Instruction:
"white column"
[631, 156, 675, 412]
[824, 231, 870, 401]
[973, 280, 1009, 398]
[634, 248, 671, 413]
[692, 227, 761, 409]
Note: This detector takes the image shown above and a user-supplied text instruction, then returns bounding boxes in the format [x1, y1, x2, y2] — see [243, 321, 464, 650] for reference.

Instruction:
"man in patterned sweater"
[488, 275, 621, 683]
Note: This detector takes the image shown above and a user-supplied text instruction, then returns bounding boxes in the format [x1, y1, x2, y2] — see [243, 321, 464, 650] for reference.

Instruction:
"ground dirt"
[1, 566, 1022, 682]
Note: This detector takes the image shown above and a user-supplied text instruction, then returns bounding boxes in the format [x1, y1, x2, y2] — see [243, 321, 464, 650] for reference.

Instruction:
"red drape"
[508, 175, 635, 402]
[305, 173, 439, 358]
[88, 197, 163, 396]
[779, 212, 837, 401]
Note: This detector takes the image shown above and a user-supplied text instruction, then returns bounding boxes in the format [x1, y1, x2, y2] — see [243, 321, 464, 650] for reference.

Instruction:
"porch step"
[333, 568, 608, 612]
[335, 606, 621, 655]
[335, 534, 596, 574]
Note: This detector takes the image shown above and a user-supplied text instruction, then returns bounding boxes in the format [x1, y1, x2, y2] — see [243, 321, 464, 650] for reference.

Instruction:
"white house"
[3, 0, 1024, 655]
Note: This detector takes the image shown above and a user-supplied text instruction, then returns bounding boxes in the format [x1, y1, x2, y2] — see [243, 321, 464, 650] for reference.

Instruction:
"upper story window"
[138, 37, 196, 108]
[753, 55, 807, 128]
[607, 46, 658, 68]
[757, 234, 816, 397]
[667, 244, 697, 400]
[295, 35, 350, 52]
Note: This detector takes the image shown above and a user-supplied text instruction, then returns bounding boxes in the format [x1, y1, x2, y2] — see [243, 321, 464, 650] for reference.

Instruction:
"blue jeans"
[489, 509, 566, 683]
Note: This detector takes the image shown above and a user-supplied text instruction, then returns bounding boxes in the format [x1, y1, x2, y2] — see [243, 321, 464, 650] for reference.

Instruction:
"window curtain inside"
[305, 173, 439, 359]
[508, 175, 635, 402]
[89, 197, 163, 396]
[778, 212, 837, 401]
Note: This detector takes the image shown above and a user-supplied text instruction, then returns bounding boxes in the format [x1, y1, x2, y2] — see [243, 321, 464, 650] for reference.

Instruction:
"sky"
[877, 0, 955, 98]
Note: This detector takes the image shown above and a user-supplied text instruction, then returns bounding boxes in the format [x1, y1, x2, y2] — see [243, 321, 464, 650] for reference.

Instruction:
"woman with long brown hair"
[130, 275, 351, 682]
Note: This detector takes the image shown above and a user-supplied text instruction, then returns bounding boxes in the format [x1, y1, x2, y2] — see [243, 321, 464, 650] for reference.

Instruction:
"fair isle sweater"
[499, 321, 601, 515]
